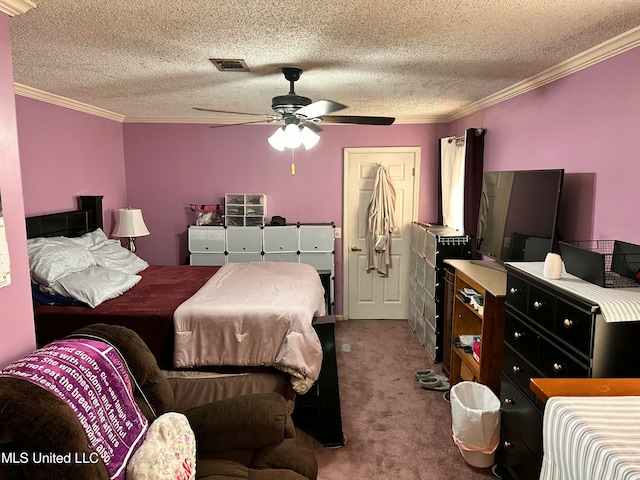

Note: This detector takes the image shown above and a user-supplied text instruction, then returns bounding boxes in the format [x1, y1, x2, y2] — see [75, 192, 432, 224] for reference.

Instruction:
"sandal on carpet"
[413, 369, 435, 381]
[418, 375, 450, 391]
[417, 376, 440, 386]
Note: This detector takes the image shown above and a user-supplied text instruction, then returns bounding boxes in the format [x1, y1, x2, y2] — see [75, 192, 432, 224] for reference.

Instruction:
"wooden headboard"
[25, 196, 104, 239]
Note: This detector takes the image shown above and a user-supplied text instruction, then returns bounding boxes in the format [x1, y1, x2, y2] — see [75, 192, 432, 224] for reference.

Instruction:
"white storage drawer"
[188, 226, 225, 253]
[190, 253, 226, 266]
[423, 324, 437, 359]
[299, 252, 333, 271]
[227, 253, 262, 263]
[263, 226, 298, 252]
[226, 226, 262, 253]
[299, 225, 334, 252]
[424, 262, 437, 296]
[263, 253, 299, 263]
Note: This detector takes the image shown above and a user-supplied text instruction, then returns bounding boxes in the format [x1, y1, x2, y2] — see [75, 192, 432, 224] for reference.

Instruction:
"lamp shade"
[268, 124, 320, 151]
[299, 126, 320, 150]
[267, 127, 286, 151]
[112, 208, 150, 238]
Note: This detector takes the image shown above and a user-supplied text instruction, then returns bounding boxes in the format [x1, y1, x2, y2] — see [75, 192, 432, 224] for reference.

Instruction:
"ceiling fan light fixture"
[299, 125, 320, 150]
[268, 126, 287, 151]
[283, 123, 303, 149]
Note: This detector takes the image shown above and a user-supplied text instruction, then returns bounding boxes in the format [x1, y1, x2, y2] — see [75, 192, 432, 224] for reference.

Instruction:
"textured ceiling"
[8, 0, 640, 124]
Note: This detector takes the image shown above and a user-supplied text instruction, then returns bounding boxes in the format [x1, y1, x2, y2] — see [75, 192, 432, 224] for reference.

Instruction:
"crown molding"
[122, 116, 255, 124]
[12, 25, 640, 125]
[122, 114, 448, 125]
[14, 84, 125, 122]
[445, 25, 640, 122]
[0, 0, 36, 16]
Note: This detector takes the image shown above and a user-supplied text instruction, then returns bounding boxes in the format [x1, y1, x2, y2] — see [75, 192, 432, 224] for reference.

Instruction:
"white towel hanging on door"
[366, 164, 397, 276]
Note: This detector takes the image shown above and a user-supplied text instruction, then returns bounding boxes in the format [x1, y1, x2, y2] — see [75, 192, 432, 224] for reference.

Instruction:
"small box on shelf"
[224, 193, 267, 227]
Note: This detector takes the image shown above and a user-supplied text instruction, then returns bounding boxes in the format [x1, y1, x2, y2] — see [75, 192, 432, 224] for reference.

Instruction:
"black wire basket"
[570, 240, 640, 288]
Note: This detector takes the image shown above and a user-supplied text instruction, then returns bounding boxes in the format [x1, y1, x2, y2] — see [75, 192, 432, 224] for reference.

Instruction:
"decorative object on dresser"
[445, 259, 506, 397]
[496, 262, 640, 480]
[111, 207, 150, 253]
[408, 223, 470, 367]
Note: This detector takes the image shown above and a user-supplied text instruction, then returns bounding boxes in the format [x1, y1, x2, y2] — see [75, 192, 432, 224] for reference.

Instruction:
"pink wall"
[123, 122, 441, 313]
[10, 34, 640, 322]
[0, 14, 36, 367]
[16, 97, 128, 234]
[452, 46, 640, 245]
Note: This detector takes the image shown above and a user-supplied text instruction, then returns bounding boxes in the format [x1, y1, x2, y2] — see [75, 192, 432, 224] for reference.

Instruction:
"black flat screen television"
[476, 168, 564, 264]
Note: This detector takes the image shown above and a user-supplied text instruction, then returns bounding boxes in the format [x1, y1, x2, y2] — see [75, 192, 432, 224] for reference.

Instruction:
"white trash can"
[450, 381, 501, 468]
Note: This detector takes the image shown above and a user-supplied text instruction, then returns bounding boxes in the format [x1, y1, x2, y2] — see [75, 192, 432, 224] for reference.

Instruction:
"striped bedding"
[540, 396, 640, 480]
[507, 262, 640, 322]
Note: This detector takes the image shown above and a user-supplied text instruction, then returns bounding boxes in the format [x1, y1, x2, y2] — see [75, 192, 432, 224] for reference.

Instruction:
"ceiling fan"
[193, 67, 396, 131]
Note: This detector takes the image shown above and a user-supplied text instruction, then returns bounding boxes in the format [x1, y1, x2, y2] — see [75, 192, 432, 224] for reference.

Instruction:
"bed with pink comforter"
[174, 262, 326, 393]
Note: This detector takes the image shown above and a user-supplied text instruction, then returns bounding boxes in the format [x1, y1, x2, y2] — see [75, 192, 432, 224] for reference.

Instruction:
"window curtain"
[437, 128, 486, 258]
[440, 137, 466, 232]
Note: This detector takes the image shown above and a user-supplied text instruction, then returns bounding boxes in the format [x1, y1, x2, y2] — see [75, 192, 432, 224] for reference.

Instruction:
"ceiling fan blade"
[321, 115, 395, 126]
[296, 100, 346, 119]
[192, 107, 268, 117]
[208, 120, 274, 128]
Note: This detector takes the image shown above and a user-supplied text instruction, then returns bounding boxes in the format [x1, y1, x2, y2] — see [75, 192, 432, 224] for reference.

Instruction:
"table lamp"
[112, 208, 149, 253]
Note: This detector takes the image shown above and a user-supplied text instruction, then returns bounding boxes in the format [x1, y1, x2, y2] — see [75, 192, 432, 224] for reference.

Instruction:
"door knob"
[351, 246, 362, 251]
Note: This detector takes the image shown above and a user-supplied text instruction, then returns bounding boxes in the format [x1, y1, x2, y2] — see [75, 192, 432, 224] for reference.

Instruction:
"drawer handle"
[512, 365, 522, 374]
[504, 398, 515, 406]
[509, 287, 520, 296]
[513, 331, 525, 340]
[533, 300, 544, 310]
[552, 362, 563, 373]
[503, 441, 514, 449]
[563, 318, 574, 329]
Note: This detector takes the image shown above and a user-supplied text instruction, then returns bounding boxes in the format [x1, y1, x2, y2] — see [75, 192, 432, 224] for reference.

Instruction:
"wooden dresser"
[497, 262, 640, 480]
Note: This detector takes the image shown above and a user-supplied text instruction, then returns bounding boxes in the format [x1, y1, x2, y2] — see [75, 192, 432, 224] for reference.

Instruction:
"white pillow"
[52, 266, 141, 308]
[126, 412, 196, 480]
[27, 236, 96, 286]
[70, 228, 110, 248]
[90, 240, 149, 274]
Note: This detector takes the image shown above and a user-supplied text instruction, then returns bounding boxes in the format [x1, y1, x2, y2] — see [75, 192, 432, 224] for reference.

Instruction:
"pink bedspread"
[173, 262, 325, 393]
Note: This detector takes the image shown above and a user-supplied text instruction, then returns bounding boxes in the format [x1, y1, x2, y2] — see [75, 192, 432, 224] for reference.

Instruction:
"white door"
[343, 147, 420, 319]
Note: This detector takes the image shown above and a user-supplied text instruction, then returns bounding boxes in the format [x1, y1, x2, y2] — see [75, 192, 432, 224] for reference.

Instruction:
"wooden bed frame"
[25, 195, 344, 447]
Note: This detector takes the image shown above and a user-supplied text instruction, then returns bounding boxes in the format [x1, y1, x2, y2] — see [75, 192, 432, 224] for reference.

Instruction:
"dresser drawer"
[527, 284, 556, 331]
[554, 298, 594, 357]
[503, 345, 539, 402]
[506, 273, 529, 314]
[498, 418, 542, 480]
[505, 312, 538, 361]
[538, 337, 589, 378]
[500, 375, 543, 458]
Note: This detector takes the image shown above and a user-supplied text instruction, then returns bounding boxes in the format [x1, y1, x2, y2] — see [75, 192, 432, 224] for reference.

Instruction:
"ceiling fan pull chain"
[291, 148, 296, 176]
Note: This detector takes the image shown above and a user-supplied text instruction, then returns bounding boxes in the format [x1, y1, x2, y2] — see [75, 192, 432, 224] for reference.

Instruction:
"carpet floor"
[296, 319, 498, 480]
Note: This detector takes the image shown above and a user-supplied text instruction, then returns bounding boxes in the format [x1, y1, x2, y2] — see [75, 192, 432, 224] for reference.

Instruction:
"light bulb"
[283, 124, 302, 149]
[268, 127, 286, 151]
[300, 126, 320, 150]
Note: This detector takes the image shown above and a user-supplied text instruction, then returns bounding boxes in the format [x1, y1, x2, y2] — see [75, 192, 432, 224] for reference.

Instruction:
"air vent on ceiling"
[209, 58, 250, 72]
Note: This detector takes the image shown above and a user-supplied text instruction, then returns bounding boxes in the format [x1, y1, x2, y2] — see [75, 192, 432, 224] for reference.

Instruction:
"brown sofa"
[0, 323, 318, 480]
